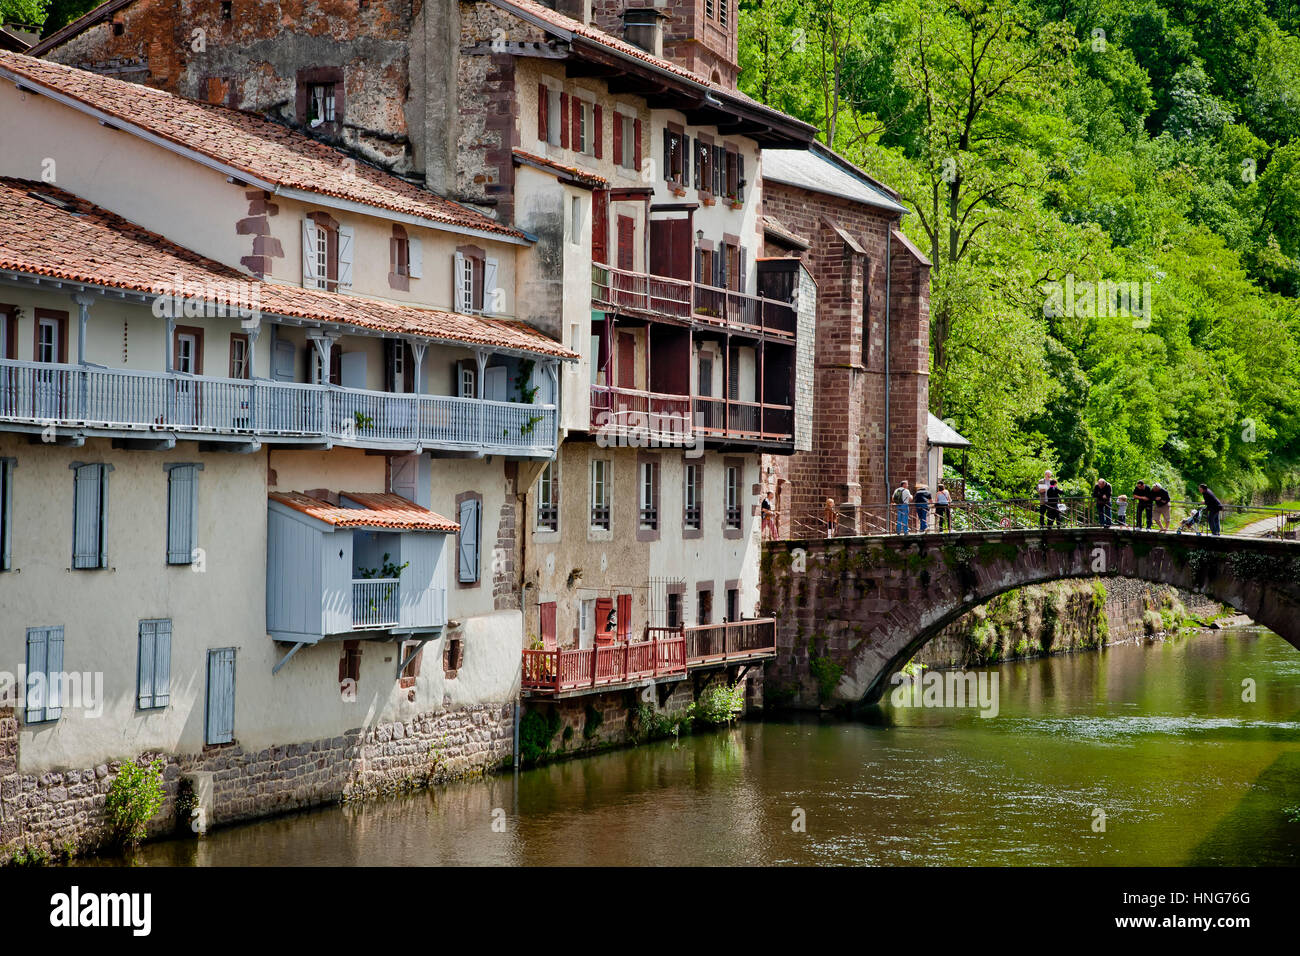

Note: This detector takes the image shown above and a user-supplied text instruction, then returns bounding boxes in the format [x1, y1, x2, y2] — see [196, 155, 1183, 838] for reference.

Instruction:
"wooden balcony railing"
[592, 385, 793, 443]
[0, 359, 557, 455]
[589, 384, 692, 435]
[520, 619, 777, 695]
[593, 264, 796, 338]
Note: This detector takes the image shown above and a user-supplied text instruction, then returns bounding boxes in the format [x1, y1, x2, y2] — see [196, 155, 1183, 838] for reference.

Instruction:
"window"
[638, 459, 658, 531]
[590, 458, 611, 530]
[726, 587, 739, 622]
[695, 138, 713, 194]
[220, 1, 232, 19]
[165, 463, 201, 565]
[697, 588, 712, 626]
[385, 340, 413, 393]
[392, 228, 409, 277]
[457, 495, 482, 585]
[24, 626, 64, 723]
[302, 216, 353, 291]
[684, 462, 702, 532]
[719, 0, 728, 28]
[137, 619, 172, 710]
[724, 463, 741, 530]
[307, 83, 336, 125]
[618, 113, 635, 169]
[578, 598, 595, 648]
[1, 305, 15, 359]
[663, 127, 686, 186]
[577, 100, 590, 154]
[312, 342, 343, 386]
[229, 333, 250, 379]
[537, 461, 558, 532]
[443, 638, 464, 678]
[205, 647, 236, 745]
[454, 247, 498, 314]
[399, 640, 422, 688]
[457, 362, 477, 399]
[666, 592, 681, 629]
[173, 325, 203, 375]
[71, 462, 110, 570]
[35, 309, 67, 364]
[339, 640, 361, 691]
[724, 148, 745, 201]
[540, 85, 564, 147]
[570, 196, 584, 245]
[705, 0, 714, 17]
[0, 457, 13, 571]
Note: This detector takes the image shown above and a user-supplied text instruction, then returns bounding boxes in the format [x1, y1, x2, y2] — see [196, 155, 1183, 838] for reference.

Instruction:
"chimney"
[553, 0, 593, 23]
[622, 8, 666, 57]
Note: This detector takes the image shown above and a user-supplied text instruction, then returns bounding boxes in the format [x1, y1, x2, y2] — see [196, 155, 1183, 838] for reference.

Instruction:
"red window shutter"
[571, 100, 581, 151]
[617, 594, 631, 642]
[633, 118, 642, 171]
[559, 92, 569, 149]
[613, 114, 622, 165]
[537, 83, 547, 140]
[592, 189, 609, 265]
[617, 215, 635, 271]
[540, 602, 557, 650]
[595, 596, 614, 645]
[593, 104, 603, 159]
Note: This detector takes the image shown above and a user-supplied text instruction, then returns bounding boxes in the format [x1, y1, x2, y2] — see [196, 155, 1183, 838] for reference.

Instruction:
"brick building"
[760, 143, 932, 536]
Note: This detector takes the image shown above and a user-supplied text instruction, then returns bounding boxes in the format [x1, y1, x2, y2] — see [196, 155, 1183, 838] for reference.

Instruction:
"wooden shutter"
[72, 463, 104, 569]
[301, 218, 319, 286]
[662, 128, 671, 181]
[572, 100, 582, 151]
[617, 593, 631, 642]
[138, 619, 172, 709]
[408, 237, 423, 278]
[737, 153, 745, 200]
[453, 251, 471, 312]
[0, 458, 12, 571]
[693, 138, 701, 189]
[166, 464, 198, 565]
[612, 115, 622, 166]
[483, 257, 499, 314]
[595, 596, 613, 644]
[337, 224, 354, 288]
[617, 215, 635, 271]
[25, 626, 63, 723]
[458, 498, 480, 583]
[205, 647, 236, 745]
[537, 82, 548, 140]
[728, 346, 740, 400]
[540, 601, 557, 650]
[593, 104, 603, 158]
[633, 118, 642, 172]
[559, 92, 569, 149]
[592, 189, 609, 265]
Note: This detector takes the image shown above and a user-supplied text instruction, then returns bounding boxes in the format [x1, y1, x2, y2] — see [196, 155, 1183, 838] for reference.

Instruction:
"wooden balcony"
[520, 618, 777, 697]
[592, 264, 796, 339]
[591, 385, 793, 445]
[0, 358, 556, 455]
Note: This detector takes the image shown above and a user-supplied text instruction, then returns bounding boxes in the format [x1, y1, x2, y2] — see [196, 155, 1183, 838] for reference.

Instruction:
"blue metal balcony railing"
[0, 359, 556, 454]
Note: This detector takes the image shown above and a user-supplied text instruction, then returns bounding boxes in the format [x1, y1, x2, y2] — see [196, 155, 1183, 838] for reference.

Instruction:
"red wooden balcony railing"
[520, 619, 777, 695]
[594, 387, 793, 443]
[593, 264, 795, 338]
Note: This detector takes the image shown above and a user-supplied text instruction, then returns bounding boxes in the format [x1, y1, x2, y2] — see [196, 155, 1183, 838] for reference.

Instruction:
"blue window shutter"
[45, 626, 64, 720]
[72, 464, 102, 568]
[138, 620, 156, 709]
[154, 620, 172, 707]
[458, 498, 480, 584]
[98, 466, 109, 569]
[24, 627, 47, 723]
[0, 458, 13, 571]
[167, 465, 198, 564]
[206, 647, 235, 745]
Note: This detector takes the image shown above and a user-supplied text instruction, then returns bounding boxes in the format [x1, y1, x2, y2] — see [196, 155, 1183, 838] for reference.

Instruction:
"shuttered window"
[70, 462, 110, 570]
[205, 647, 236, 745]
[24, 625, 63, 723]
[137, 619, 172, 710]
[458, 496, 481, 584]
[165, 463, 202, 565]
[0, 457, 13, 571]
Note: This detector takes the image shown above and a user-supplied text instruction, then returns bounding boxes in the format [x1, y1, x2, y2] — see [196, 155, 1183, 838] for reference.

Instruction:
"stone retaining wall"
[0, 703, 513, 863]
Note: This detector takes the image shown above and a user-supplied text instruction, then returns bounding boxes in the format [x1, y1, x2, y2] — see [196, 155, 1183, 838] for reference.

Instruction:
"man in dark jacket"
[1132, 481, 1153, 529]
[1091, 478, 1112, 527]
[1199, 484, 1224, 535]
[1045, 479, 1063, 527]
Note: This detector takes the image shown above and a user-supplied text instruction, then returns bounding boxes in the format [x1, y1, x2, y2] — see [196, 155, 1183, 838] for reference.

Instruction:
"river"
[102, 626, 1299, 866]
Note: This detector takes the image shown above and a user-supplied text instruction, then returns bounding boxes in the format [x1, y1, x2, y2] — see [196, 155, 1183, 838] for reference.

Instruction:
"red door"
[617, 332, 636, 388]
[592, 189, 609, 265]
[540, 602, 557, 650]
[595, 597, 614, 646]
[617, 215, 635, 271]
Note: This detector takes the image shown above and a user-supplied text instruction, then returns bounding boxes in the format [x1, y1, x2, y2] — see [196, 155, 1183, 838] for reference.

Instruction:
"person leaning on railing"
[934, 484, 952, 532]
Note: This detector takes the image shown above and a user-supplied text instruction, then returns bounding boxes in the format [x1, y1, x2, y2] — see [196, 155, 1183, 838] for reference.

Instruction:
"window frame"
[536, 460, 559, 533]
[664, 125, 687, 187]
[683, 461, 703, 538]
[229, 332, 250, 379]
[165, 462, 203, 566]
[723, 458, 742, 536]
[137, 619, 173, 711]
[24, 625, 64, 724]
[637, 454, 659, 540]
[590, 457, 611, 531]
[70, 461, 112, 570]
[0, 457, 13, 571]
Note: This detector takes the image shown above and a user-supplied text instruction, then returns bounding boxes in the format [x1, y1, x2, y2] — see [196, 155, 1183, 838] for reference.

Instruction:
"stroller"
[1176, 508, 1205, 535]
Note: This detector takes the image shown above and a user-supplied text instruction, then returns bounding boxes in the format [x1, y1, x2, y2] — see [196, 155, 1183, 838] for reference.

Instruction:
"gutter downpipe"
[883, 225, 892, 513]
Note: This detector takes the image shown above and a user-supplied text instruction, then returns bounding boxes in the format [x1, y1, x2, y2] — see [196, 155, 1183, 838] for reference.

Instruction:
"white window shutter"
[454, 251, 470, 312]
[483, 257, 500, 314]
[25, 627, 48, 723]
[154, 620, 172, 707]
[167, 464, 197, 564]
[72, 464, 103, 569]
[138, 620, 156, 709]
[337, 225, 355, 289]
[302, 218, 319, 287]
[45, 626, 63, 719]
[408, 238, 423, 278]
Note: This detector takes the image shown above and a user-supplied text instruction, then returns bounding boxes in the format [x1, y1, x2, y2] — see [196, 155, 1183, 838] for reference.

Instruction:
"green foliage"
[519, 707, 562, 763]
[809, 655, 844, 702]
[104, 758, 166, 849]
[687, 682, 746, 726]
[0, 0, 49, 27]
[740, 0, 1300, 500]
[582, 703, 604, 740]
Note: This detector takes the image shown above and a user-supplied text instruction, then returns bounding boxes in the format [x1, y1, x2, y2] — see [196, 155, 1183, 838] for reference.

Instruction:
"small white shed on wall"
[927, 413, 971, 493]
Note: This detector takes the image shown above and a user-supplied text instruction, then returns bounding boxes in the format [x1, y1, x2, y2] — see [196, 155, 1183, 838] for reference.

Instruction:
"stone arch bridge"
[759, 529, 1300, 705]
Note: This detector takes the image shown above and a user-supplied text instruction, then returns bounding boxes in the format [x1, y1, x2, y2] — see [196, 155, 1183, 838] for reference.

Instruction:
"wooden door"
[617, 215, 635, 271]
[649, 217, 692, 279]
[592, 189, 609, 265]
[540, 601, 557, 650]
[617, 332, 636, 389]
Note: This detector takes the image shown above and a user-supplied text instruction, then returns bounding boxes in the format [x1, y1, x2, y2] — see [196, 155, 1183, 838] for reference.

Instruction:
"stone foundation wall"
[0, 702, 514, 864]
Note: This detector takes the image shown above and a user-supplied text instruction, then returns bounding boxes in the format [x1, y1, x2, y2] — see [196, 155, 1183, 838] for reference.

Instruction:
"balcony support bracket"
[272, 641, 307, 676]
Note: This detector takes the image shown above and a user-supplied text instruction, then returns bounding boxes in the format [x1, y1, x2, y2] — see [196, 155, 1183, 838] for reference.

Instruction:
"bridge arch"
[760, 529, 1300, 706]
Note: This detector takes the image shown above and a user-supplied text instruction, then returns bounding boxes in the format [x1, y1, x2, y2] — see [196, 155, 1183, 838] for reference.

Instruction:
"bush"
[519, 708, 562, 763]
[688, 682, 745, 726]
[105, 757, 166, 849]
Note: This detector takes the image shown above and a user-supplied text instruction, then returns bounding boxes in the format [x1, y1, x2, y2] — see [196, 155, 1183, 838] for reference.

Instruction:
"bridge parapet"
[759, 529, 1300, 706]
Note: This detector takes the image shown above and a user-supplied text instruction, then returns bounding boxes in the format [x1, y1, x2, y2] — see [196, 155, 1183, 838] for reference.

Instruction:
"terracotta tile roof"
[0, 50, 526, 241]
[512, 148, 609, 188]
[489, 0, 815, 139]
[0, 179, 575, 359]
[270, 492, 460, 532]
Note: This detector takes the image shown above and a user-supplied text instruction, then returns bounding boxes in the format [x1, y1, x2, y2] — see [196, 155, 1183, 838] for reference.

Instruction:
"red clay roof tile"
[270, 491, 460, 532]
